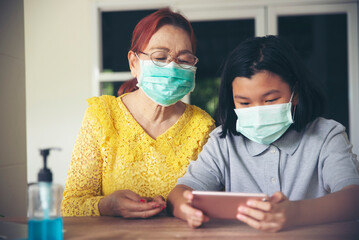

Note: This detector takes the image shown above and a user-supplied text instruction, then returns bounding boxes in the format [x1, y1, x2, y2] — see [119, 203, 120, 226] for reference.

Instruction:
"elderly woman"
[61, 8, 215, 218]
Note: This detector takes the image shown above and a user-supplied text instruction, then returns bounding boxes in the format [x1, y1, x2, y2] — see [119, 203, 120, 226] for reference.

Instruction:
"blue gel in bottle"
[28, 217, 63, 240]
[28, 148, 63, 240]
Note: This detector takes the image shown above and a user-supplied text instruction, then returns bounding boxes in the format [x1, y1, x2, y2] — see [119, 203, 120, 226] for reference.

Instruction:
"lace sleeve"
[61, 108, 104, 216]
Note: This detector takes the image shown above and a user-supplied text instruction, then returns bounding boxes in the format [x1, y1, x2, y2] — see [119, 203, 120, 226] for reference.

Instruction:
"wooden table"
[1, 215, 359, 239]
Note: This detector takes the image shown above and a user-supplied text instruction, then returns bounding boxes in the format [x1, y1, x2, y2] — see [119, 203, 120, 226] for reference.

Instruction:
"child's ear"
[293, 92, 299, 106]
[293, 82, 299, 106]
[128, 51, 139, 78]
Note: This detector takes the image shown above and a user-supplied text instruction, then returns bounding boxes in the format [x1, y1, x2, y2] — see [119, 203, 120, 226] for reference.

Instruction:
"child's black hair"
[217, 35, 326, 138]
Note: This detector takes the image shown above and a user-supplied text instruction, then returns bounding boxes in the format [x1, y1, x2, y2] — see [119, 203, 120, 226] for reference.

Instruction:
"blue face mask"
[136, 58, 196, 106]
[234, 92, 295, 145]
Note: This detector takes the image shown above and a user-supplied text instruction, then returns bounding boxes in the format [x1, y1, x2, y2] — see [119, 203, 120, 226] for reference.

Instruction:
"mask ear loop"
[290, 88, 296, 122]
[134, 52, 142, 88]
[134, 52, 140, 60]
[292, 105, 296, 122]
[289, 91, 295, 102]
[289, 84, 297, 121]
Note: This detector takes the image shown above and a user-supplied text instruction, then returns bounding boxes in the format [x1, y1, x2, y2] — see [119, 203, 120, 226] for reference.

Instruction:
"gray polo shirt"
[177, 117, 359, 200]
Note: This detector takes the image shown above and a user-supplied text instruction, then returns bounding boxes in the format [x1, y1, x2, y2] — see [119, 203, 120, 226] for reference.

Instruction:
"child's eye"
[240, 102, 250, 106]
[265, 98, 279, 103]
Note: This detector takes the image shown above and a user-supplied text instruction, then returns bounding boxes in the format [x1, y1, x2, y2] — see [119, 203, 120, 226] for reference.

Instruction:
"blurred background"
[1, 0, 358, 217]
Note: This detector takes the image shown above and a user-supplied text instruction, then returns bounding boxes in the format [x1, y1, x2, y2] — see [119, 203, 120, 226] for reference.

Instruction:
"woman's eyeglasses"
[139, 51, 198, 69]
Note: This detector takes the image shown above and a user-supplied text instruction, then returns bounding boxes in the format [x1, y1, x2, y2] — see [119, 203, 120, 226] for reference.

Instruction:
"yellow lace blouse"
[61, 95, 215, 216]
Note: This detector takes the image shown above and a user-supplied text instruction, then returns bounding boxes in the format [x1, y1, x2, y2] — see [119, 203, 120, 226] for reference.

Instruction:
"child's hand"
[236, 191, 298, 232]
[180, 190, 210, 228]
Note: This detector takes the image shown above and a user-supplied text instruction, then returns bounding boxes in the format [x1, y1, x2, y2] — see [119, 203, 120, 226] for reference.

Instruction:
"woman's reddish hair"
[117, 78, 138, 96]
[130, 8, 196, 53]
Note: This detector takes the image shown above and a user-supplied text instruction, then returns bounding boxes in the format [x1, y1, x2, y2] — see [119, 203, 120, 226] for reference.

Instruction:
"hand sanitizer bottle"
[27, 148, 63, 240]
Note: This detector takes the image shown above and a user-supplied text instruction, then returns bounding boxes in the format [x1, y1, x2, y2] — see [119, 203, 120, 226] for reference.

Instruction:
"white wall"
[24, 0, 93, 186]
[0, 0, 27, 217]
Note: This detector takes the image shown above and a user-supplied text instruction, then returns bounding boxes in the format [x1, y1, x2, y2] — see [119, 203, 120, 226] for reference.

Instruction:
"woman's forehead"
[143, 25, 192, 53]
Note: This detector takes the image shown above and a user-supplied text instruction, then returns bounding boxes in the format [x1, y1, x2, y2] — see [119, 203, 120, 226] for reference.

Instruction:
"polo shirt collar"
[244, 128, 303, 156]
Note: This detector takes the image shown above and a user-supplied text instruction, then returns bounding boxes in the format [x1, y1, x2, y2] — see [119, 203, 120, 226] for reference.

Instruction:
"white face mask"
[234, 92, 295, 145]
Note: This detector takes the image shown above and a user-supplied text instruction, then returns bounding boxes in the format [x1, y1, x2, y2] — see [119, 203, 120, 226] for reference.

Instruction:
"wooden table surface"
[2, 214, 359, 240]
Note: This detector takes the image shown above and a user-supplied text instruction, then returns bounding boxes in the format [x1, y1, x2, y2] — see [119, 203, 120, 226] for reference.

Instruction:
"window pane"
[278, 14, 349, 134]
[100, 82, 125, 96]
[190, 19, 255, 119]
[101, 9, 157, 72]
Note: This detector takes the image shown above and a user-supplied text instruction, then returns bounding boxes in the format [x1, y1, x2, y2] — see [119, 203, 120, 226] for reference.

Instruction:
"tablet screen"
[192, 191, 268, 219]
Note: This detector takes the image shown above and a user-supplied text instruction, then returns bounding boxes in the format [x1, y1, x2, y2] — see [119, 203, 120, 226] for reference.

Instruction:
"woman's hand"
[236, 191, 298, 232]
[99, 190, 166, 218]
[179, 190, 210, 228]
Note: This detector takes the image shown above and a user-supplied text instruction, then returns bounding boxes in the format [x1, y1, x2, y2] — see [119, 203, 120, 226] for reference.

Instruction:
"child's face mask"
[234, 92, 295, 145]
[136, 56, 196, 107]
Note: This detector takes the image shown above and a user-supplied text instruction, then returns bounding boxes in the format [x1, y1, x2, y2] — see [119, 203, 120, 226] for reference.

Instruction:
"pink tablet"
[191, 191, 268, 219]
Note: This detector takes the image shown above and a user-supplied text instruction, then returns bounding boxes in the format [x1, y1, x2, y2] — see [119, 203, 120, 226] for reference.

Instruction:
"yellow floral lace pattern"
[61, 95, 215, 216]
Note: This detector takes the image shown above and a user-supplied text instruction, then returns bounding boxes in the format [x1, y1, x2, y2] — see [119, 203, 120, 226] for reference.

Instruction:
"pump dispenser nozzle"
[38, 148, 61, 183]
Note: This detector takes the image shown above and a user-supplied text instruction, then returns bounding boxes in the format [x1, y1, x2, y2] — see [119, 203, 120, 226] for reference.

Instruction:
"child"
[167, 35, 359, 232]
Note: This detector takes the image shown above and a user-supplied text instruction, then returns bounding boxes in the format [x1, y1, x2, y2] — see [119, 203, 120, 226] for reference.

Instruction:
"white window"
[91, 0, 359, 154]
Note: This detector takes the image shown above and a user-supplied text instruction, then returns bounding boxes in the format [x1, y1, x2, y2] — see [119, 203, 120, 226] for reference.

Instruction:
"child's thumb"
[270, 191, 287, 203]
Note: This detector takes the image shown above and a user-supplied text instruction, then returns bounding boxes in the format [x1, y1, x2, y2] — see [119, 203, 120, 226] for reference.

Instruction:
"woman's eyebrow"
[148, 47, 170, 51]
[178, 49, 193, 54]
[148, 47, 193, 54]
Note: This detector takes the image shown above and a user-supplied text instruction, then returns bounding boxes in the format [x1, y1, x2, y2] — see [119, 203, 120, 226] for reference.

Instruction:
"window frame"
[268, 2, 359, 160]
[91, 0, 266, 102]
[91, 0, 359, 154]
